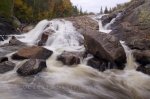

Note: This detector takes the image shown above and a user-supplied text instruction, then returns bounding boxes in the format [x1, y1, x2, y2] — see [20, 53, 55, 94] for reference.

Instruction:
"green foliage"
[0, 0, 13, 17]
[13, 0, 80, 23]
[0, 0, 82, 23]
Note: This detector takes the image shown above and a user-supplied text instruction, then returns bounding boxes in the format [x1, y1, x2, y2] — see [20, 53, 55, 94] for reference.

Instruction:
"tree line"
[0, 0, 85, 23]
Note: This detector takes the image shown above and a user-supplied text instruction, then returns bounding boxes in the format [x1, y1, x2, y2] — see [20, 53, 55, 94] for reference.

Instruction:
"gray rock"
[17, 59, 47, 76]
[12, 46, 53, 60]
[87, 57, 118, 71]
[57, 51, 81, 65]
[83, 29, 126, 67]
[0, 61, 15, 74]
[9, 36, 25, 46]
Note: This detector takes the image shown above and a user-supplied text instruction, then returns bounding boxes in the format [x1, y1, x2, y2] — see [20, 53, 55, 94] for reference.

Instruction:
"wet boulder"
[17, 59, 46, 76]
[57, 51, 81, 65]
[12, 46, 53, 60]
[83, 30, 126, 67]
[9, 36, 25, 46]
[38, 33, 49, 46]
[0, 61, 15, 74]
[0, 57, 8, 63]
[38, 29, 55, 46]
[87, 57, 118, 71]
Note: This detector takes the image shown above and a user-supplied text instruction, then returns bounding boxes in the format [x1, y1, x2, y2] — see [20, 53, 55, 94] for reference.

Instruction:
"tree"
[100, 6, 103, 14]
[104, 6, 108, 14]
[80, 7, 83, 15]
[0, 0, 14, 17]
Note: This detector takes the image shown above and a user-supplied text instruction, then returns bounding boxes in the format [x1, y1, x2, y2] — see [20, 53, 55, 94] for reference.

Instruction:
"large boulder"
[57, 51, 82, 65]
[83, 30, 126, 67]
[0, 61, 15, 74]
[17, 59, 46, 76]
[12, 46, 53, 60]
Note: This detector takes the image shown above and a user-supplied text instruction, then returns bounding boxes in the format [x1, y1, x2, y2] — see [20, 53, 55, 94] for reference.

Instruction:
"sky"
[70, 0, 131, 13]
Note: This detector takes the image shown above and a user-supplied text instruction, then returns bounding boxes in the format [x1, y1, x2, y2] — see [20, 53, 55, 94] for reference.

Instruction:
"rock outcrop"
[101, 0, 150, 74]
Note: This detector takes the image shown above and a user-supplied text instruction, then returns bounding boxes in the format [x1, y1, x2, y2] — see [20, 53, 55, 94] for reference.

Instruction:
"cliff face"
[102, 0, 150, 74]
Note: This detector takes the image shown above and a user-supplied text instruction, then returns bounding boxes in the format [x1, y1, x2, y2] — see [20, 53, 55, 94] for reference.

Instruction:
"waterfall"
[18, 20, 50, 45]
[0, 18, 150, 99]
[120, 41, 139, 70]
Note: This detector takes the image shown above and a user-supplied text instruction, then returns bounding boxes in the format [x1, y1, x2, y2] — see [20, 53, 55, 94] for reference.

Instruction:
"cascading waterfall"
[120, 41, 139, 70]
[0, 18, 150, 99]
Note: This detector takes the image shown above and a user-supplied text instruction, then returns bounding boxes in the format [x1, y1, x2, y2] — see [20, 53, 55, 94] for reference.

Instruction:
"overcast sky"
[70, 0, 130, 13]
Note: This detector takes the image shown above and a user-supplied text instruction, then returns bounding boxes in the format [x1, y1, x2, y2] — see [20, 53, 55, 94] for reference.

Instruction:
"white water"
[120, 41, 139, 70]
[0, 18, 150, 99]
[92, 13, 121, 34]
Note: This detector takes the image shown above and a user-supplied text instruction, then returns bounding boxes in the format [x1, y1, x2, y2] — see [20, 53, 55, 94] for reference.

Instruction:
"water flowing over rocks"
[57, 51, 82, 65]
[0, 61, 15, 74]
[17, 59, 47, 76]
[67, 16, 126, 70]
[87, 57, 118, 71]
[12, 46, 53, 60]
[100, 0, 150, 75]
[0, 5, 150, 98]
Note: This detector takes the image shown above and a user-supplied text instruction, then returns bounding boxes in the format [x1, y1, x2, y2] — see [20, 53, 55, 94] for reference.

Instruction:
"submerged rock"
[83, 29, 126, 67]
[87, 57, 117, 71]
[12, 46, 53, 60]
[57, 51, 81, 65]
[17, 59, 46, 76]
[0, 61, 15, 74]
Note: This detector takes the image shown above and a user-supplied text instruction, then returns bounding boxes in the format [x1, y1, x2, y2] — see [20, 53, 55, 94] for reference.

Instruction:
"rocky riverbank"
[100, 0, 150, 75]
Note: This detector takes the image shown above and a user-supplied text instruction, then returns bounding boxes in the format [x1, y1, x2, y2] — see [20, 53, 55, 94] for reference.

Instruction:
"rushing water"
[0, 18, 150, 99]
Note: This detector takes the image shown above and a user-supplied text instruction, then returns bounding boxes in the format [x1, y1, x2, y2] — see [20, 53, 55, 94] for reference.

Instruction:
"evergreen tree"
[100, 6, 103, 14]
[80, 7, 83, 15]
[0, 0, 14, 17]
[104, 6, 108, 14]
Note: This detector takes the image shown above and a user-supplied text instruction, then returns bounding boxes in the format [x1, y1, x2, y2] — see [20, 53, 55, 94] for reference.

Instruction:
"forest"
[0, 0, 82, 23]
